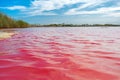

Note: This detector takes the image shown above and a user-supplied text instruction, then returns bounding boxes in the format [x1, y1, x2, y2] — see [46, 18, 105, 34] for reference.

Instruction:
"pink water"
[0, 27, 120, 80]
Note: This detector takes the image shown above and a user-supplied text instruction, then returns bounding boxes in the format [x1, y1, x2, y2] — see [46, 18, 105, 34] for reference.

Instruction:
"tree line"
[0, 12, 29, 28]
[31, 23, 120, 27]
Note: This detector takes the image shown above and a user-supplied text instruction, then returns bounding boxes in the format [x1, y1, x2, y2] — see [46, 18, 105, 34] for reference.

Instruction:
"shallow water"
[0, 27, 120, 80]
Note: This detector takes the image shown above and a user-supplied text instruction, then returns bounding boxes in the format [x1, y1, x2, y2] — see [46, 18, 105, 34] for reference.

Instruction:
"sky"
[0, 0, 120, 24]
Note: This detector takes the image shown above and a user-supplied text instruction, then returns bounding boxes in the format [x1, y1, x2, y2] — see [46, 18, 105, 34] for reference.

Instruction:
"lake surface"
[0, 27, 120, 80]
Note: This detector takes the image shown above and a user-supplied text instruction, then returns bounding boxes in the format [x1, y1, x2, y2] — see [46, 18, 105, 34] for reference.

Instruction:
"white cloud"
[65, 6, 120, 17]
[65, 0, 110, 15]
[64, 0, 120, 17]
[3, 6, 26, 10]
[27, 0, 112, 16]
[1, 0, 120, 17]
[107, 12, 120, 17]
[31, 0, 83, 11]
[26, 0, 85, 15]
[26, 10, 57, 16]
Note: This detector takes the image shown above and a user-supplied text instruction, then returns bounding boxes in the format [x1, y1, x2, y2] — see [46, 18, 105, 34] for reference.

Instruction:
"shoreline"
[0, 25, 120, 29]
[0, 32, 15, 40]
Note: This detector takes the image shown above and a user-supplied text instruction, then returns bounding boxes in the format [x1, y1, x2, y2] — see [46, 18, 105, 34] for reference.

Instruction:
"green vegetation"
[31, 23, 120, 27]
[0, 12, 29, 28]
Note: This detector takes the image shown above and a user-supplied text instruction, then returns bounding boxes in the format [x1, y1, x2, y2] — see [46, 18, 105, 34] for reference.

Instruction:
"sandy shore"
[0, 32, 15, 40]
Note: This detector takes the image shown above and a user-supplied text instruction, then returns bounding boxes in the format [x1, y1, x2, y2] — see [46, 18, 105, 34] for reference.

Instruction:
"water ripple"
[0, 27, 120, 80]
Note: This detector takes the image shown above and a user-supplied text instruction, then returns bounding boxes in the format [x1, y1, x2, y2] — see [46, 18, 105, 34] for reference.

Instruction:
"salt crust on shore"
[0, 32, 14, 40]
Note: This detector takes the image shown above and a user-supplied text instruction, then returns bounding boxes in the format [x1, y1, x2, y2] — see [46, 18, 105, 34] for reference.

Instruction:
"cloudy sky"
[0, 0, 120, 24]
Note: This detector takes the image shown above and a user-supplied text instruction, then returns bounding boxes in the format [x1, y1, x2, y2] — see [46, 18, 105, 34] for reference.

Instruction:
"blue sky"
[0, 0, 120, 24]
